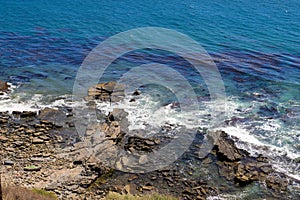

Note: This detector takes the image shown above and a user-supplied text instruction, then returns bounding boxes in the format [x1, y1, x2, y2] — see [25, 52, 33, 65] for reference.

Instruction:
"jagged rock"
[1, 107, 299, 200]
[20, 111, 37, 118]
[105, 121, 121, 139]
[107, 108, 129, 133]
[133, 90, 141, 96]
[38, 108, 66, 127]
[12, 111, 22, 115]
[0, 80, 9, 92]
[97, 82, 124, 92]
[266, 174, 289, 191]
[235, 162, 260, 185]
[212, 131, 247, 161]
[212, 131, 289, 191]
[125, 136, 158, 153]
[107, 108, 128, 122]
[183, 188, 194, 195]
[87, 82, 125, 102]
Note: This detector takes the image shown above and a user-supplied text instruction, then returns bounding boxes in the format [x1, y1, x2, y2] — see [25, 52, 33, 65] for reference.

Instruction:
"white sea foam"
[94, 93, 218, 131]
[0, 83, 75, 113]
[0, 83, 40, 112]
[220, 126, 300, 181]
[1, 87, 299, 181]
[207, 194, 247, 200]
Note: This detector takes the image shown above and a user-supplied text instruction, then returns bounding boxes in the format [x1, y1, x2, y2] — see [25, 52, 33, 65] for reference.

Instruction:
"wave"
[220, 126, 300, 181]
[0, 86, 299, 182]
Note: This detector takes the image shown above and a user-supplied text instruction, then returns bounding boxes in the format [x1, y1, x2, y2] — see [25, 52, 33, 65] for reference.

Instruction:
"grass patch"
[104, 192, 178, 200]
[32, 188, 58, 200]
[88, 168, 115, 190]
[24, 165, 38, 169]
[2, 186, 57, 200]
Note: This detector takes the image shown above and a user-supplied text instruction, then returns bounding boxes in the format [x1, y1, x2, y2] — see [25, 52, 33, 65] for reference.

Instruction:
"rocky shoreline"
[0, 81, 299, 199]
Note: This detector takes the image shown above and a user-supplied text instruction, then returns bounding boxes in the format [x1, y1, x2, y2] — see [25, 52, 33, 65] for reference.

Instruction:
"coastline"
[1, 1, 300, 199]
[0, 81, 299, 199]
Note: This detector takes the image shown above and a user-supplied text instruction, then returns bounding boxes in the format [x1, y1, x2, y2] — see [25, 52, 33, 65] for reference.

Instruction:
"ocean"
[0, 0, 299, 198]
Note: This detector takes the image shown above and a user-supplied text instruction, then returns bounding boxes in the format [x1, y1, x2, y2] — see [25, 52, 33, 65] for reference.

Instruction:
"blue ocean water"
[0, 0, 299, 194]
[0, 0, 299, 90]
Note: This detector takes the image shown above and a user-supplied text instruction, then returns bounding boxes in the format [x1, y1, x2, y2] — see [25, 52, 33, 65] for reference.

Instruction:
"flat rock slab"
[87, 81, 125, 102]
[24, 165, 41, 171]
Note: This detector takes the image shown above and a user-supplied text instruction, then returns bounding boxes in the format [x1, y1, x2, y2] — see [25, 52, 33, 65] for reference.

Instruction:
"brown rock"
[0, 136, 8, 142]
[24, 165, 41, 171]
[32, 138, 45, 144]
[266, 174, 289, 191]
[141, 185, 153, 191]
[213, 131, 245, 161]
[183, 188, 194, 195]
[39, 135, 50, 141]
[0, 80, 9, 92]
[106, 121, 121, 139]
[0, 118, 8, 124]
[128, 175, 138, 182]
[20, 111, 37, 118]
[87, 82, 125, 102]
[96, 82, 125, 93]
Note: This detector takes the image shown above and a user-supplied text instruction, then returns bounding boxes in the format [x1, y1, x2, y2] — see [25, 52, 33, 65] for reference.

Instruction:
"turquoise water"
[1, 0, 300, 52]
[1, 0, 300, 88]
[0, 0, 299, 195]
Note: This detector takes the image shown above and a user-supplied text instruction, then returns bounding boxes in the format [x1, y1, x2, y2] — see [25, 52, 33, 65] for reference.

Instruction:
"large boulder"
[212, 131, 248, 161]
[87, 82, 125, 102]
[212, 131, 292, 191]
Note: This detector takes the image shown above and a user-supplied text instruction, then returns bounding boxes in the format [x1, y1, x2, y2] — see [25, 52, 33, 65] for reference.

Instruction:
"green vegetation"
[2, 186, 57, 200]
[31, 188, 58, 200]
[88, 168, 115, 190]
[24, 165, 37, 169]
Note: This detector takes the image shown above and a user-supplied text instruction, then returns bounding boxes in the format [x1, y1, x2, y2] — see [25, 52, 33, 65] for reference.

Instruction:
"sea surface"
[0, 0, 299, 198]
